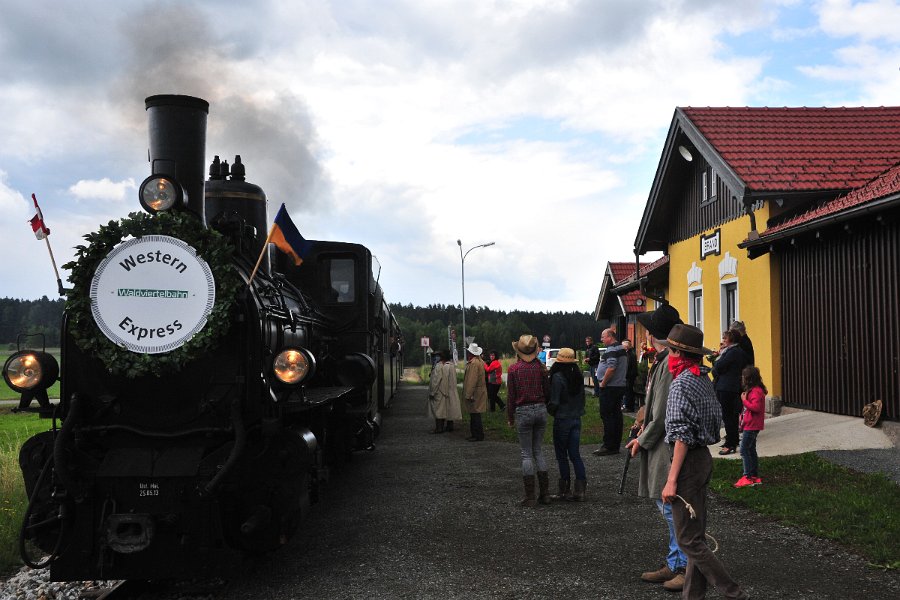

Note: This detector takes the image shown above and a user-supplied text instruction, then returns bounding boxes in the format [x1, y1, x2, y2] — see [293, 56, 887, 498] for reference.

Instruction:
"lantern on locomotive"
[4, 95, 401, 581]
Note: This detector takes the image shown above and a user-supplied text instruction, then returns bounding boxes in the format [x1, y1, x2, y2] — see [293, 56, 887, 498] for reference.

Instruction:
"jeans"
[515, 403, 548, 476]
[740, 429, 759, 477]
[656, 499, 687, 572]
[598, 386, 625, 451]
[552, 417, 586, 481]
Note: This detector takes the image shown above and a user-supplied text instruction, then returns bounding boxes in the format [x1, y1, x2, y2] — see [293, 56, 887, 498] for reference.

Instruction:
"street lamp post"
[457, 239, 495, 359]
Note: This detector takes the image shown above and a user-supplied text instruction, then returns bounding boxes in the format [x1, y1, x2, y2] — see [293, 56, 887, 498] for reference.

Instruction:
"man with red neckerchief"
[660, 324, 748, 600]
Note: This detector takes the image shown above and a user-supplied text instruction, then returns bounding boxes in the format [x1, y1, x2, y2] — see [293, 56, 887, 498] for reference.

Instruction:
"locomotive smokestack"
[145, 95, 209, 219]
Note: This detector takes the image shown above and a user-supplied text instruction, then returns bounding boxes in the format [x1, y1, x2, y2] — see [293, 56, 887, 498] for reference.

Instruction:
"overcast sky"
[2, 0, 899, 312]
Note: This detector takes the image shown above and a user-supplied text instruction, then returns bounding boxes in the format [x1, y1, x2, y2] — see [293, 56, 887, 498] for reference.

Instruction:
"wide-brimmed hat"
[863, 399, 883, 428]
[658, 324, 713, 355]
[466, 343, 483, 356]
[511, 334, 540, 362]
[556, 348, 577, 363]
[636, 304, 683, 340]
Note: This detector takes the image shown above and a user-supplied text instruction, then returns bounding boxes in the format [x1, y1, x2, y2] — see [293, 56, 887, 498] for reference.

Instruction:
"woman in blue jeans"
[546, 348, 587, 501]
[507, 335, 551, 506]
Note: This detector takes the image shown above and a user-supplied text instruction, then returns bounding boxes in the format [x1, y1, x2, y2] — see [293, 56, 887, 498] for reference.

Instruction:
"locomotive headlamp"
[139, 174, 183, 213]
[272, 348, 315, 386]
[2, 351, 59, 393]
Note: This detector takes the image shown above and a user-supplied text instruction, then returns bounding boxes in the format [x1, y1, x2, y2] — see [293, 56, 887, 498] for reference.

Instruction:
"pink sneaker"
[733, 475, 755, 488]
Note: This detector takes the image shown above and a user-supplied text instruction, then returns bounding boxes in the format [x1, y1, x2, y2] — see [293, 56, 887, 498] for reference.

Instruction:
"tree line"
[0, 296, 607, 366]
[391, 303, 608, 366]
[0, 297, 65, 348]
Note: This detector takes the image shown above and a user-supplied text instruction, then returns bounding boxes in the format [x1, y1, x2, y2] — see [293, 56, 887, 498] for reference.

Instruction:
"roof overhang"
[611, 255, 670, 295]
[740, 192, 900, 258]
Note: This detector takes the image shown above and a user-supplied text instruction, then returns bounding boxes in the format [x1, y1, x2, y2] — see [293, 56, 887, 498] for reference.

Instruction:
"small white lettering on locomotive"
[138, 481, 160, 497]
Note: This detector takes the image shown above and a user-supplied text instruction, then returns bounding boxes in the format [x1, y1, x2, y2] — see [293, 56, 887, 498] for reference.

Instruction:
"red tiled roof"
[762, 161, 900, 236]
[608, 262, 649, 313]
[612, 255, 670, 287]
[681, 107, 900, 193]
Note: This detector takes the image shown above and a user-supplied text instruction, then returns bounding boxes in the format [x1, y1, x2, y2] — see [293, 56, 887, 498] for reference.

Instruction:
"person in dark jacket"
[711, 330, 750, 455]
[546, 348, 587, 502]
[729, 320, 754, 366]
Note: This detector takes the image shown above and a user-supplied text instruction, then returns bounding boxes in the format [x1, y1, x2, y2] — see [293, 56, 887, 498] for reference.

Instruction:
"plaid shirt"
[506, 359, 549, 421]
[664, 370, 722, 447]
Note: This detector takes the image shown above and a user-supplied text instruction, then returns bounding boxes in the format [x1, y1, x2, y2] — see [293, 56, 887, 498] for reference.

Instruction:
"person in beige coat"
[429, 350, 462, 433]
[463, 343, 488, 441]
[625, 304, 687, 592]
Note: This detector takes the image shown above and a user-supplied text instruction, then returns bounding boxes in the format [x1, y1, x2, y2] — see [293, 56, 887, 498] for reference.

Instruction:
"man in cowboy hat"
[625, 304, 687, 591]
[507, 334, 552, 506]
[463, 342, 488, 441]
[660, 324, 748, 600]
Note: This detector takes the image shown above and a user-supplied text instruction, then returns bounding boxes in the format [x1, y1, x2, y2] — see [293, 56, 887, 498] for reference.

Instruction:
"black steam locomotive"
[1, 95, 402, 580]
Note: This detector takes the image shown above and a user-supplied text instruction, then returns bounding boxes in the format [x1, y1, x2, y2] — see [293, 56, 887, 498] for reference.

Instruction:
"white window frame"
[688, 285, 703, 330]
[720, 278, 738, 334]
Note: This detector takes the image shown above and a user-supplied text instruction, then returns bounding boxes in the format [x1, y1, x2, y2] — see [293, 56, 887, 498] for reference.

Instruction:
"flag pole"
[31, 193, 65, 296]
[43, 236, 64, 296]
[248, 225, 275, 286]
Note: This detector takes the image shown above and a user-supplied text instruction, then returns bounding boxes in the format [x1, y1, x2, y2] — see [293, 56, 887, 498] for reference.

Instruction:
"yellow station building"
[622, 106, 900, 416]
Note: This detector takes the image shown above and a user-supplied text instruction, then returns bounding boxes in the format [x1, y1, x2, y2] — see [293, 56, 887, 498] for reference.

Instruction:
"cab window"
[326, 258, 356, 303]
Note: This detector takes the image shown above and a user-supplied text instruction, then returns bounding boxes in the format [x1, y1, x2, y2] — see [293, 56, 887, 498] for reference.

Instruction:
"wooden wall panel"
[781, 218, 899, 420]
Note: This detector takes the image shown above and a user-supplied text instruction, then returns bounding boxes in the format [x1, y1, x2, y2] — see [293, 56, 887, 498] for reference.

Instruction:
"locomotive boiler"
[2, 95, 402, 581]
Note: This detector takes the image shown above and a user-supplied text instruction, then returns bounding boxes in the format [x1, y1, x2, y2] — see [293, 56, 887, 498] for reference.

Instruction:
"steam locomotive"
[1, 95, 402, 581]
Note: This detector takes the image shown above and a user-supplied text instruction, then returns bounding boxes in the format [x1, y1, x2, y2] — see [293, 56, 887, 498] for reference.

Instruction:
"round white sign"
[89, 235, 216, 354]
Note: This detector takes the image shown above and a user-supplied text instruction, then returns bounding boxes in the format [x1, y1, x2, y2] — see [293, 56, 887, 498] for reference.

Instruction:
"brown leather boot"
[550, 478, 571, 501]
[537, 471, 551, 505]
[571, 479, 586, 502]
[662, 570, 685, 591]
[520, 475, 536, 507]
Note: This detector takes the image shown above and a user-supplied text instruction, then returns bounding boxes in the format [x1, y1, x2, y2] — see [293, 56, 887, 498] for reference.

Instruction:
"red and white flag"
[29, 193, 50, 240]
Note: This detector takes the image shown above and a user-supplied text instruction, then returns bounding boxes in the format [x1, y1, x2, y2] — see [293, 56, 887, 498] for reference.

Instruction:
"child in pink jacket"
[734, 366, 766, 488]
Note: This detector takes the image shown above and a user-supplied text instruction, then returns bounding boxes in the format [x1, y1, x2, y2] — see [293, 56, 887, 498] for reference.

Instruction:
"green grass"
[711, 453, 900, 569]
[0, 408, 47, 573]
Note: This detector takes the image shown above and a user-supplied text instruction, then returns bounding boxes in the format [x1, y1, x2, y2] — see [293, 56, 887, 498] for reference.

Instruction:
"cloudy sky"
[2, 0, 899, 312]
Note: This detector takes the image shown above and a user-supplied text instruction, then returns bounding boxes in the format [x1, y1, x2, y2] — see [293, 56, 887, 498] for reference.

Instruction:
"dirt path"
[216, 385, 900, 600]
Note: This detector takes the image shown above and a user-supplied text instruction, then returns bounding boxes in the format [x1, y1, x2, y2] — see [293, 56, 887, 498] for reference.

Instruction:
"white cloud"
[817, 0, 900, 42]
[0, 0, 894, 312]
[68, 178, 136, 203]
[0, 170, 27, 214]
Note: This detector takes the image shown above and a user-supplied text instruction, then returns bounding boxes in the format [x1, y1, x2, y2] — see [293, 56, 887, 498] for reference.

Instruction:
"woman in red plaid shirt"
[507, 335, 551, 506]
